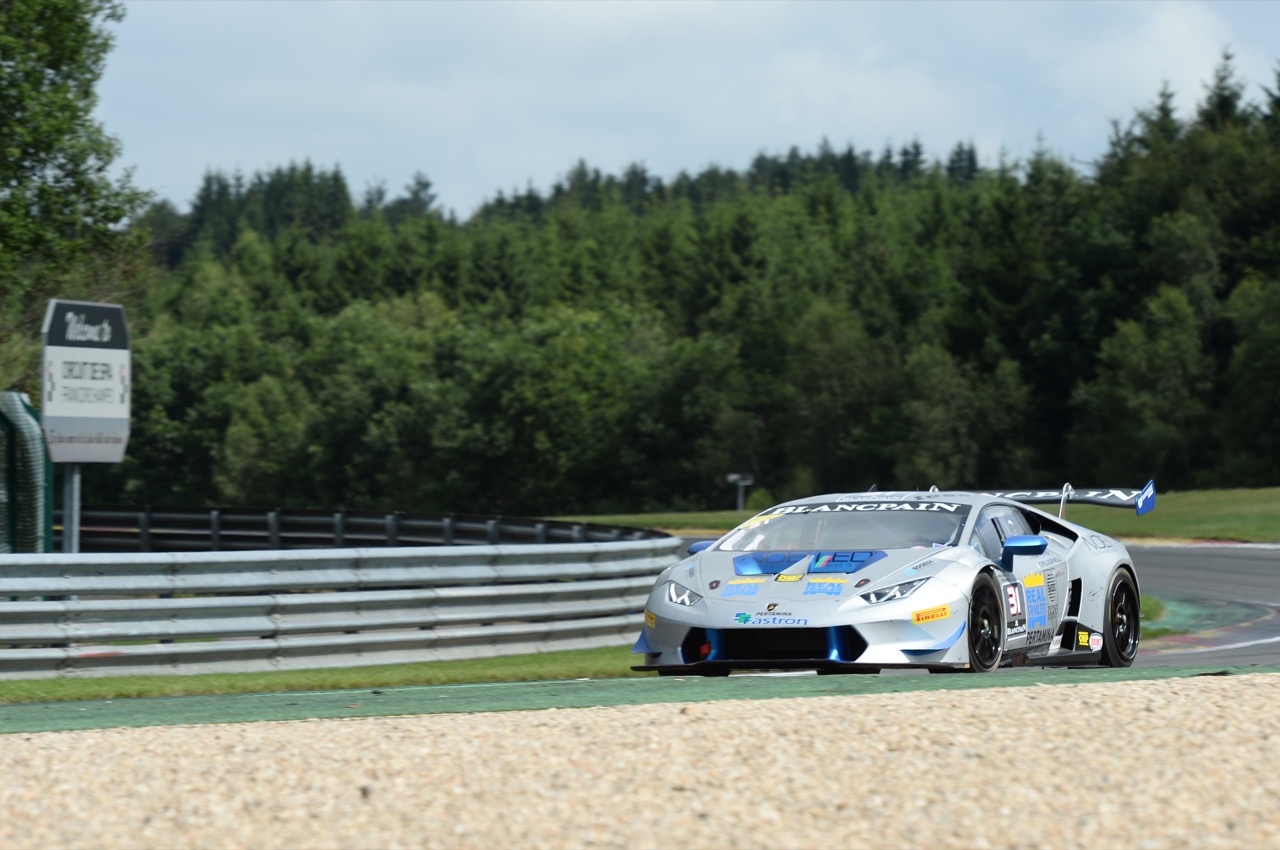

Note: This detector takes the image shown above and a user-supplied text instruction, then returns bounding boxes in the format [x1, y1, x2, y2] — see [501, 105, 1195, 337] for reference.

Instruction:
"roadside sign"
[40, 299, 131, 463]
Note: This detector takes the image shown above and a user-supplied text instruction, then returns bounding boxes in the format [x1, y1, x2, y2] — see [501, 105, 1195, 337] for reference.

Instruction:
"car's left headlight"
[860, 578, 929, 604]
[665, 581, 703, 606]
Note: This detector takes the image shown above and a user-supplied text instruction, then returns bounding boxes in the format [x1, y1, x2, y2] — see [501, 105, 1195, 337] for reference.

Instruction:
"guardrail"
[55, 505, 667, 552]
[0, 539, 684, 680]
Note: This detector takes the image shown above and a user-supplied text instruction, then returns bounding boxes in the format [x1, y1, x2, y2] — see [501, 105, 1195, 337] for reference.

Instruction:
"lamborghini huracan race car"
[631, 483, 1155, 674]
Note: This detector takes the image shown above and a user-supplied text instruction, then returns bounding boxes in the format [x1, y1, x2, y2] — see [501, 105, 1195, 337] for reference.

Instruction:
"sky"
[95, 0, 1280, 220]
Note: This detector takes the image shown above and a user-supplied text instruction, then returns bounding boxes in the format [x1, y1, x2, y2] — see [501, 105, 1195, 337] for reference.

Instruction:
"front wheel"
[967, 572, 1004, 672]
[1101, 569, 1140, 667]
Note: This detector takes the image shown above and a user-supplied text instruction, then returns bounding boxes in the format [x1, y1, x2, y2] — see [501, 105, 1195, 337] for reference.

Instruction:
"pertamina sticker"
[912, 604, 950, 624]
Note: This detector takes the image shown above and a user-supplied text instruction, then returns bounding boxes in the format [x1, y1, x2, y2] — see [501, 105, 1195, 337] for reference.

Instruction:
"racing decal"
[1077, 629, 1090, 647]
[772, 501, 964, 513]
[735, 551, 812, 574]
[739, 512, 786, 529]
[1024, 572, 1048, 630]
[1006, 583, 1024, 617]
[1085, 534, 1114, 551]
[804, 576, 848, 597]
[1136, 480, 1156, 516]
[775, 573, 803, 582]
[1036, 555, 1063, 569]
[1089, 633, 1104, 651]
[645, 610, 656, 628]
[734, 550, 887, 576]
[1050, 635, 1062, 651]
[912, 604, 950, 624]
[810, 550, 888, 573]
[1027, 628, 1053, 644]
[1005, 582, 1027, 636]
[722, 577, 767, 598]
[903, 559, 933, 575]
[733, 612, 810, 626]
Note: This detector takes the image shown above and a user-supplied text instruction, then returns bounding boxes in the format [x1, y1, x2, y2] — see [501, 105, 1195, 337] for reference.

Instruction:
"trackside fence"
[54, 505, 669, 553]
[0, 538, 685, 680]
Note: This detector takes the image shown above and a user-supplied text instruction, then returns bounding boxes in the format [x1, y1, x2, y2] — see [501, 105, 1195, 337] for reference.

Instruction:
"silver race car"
[631, 483, 1155, 674]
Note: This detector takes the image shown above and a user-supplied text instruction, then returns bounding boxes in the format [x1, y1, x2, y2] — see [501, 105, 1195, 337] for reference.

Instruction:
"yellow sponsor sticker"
[1078, 629, 1090, 646]
[727, 577, 767, 585]
[809, 576, 848, 584]
[645, 610, 656, 628]
[739, 513, 785, 529]
[912, 604, 950, 624]
[1024, 572, 1045, 588]
[775, 573, 803, 582]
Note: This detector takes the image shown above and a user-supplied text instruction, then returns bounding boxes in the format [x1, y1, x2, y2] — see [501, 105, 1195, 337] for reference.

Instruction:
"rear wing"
[979, 481, 1156, 519]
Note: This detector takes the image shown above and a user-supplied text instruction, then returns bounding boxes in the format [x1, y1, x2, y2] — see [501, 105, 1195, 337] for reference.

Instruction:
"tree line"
[4, 2, 1279, 514]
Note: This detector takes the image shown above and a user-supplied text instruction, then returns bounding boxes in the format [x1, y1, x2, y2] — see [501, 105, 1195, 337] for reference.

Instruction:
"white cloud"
[95, 0, 1280, 216]
[1051, 1, 1234, 123]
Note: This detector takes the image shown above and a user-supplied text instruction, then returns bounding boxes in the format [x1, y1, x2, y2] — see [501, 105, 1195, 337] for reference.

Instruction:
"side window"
[969, 506, 1031, 559]
[993, 508, 1033, 540]
[970, 509, 1003, 558]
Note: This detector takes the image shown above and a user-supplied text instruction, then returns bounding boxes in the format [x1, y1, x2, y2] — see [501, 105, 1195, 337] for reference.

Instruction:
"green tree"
[0, 0, 148, 390]
[1069, 287, 1211, 486]
[1218, 276, 1280, 483]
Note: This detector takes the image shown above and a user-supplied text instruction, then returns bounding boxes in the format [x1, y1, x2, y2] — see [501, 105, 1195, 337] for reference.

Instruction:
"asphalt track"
[2, 542, 1277, 735]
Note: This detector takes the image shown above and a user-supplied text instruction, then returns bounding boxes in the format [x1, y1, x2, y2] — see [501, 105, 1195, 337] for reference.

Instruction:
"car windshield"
[715, 501, 971, 552]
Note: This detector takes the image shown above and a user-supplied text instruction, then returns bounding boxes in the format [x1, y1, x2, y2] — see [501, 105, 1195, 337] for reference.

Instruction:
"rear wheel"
[1101, 569, 1140, 667]
[967, 572, 1004, 673]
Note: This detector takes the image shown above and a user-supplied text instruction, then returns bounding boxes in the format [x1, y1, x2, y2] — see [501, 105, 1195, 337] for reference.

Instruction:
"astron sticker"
[733, 613, 810, 626]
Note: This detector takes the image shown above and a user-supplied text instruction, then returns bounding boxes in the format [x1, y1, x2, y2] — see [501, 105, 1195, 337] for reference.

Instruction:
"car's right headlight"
[860, 578, 929, 604]
[664, 581, 703, 606]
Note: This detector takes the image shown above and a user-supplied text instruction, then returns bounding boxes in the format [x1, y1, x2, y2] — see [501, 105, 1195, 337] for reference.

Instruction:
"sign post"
[40, 300, 131, 553]
[726, 473, 754, 511]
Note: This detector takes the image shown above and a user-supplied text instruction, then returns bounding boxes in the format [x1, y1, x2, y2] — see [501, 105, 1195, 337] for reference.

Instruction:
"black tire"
[967, 571, 1004, 673]
[1101, 569, 1140, 667]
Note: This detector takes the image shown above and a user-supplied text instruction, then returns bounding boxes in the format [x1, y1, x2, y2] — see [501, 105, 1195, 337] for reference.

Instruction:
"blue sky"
[96, 0, 1280, 219]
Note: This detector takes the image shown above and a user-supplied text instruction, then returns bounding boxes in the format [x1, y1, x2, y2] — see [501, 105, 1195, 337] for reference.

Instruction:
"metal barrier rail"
[0, 538, 683, 679]
[56, 505, 667, 553]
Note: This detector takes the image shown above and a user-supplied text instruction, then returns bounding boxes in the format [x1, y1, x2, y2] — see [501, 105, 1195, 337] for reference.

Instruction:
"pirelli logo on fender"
[912, 604, 951, 624]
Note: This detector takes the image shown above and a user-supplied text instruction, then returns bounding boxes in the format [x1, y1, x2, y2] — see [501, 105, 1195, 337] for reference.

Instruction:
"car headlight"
[665, 581, 703, 606]
[860, 578, 929, 604]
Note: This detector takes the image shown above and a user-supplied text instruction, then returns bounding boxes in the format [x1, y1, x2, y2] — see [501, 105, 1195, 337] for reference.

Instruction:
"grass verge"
[0, 645, 650, 705]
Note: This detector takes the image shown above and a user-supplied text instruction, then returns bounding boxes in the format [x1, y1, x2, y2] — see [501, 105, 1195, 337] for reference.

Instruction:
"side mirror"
[1000, 534, 1048, 571]
[687, 540, 714, 555]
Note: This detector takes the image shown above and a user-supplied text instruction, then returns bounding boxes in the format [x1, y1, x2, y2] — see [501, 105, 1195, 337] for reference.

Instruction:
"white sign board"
[40, 299, 131, 463]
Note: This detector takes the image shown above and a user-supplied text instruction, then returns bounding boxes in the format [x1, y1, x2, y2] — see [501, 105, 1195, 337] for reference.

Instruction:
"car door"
[969, 504, 1058, 651]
